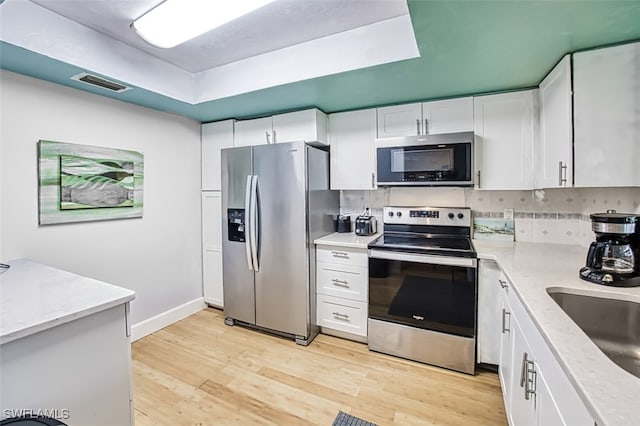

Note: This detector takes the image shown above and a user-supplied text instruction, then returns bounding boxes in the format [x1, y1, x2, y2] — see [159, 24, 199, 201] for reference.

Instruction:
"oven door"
[368, 249, 477, 338]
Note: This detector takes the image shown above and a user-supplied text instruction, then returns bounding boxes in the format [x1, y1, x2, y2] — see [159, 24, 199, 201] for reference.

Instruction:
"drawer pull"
[499, 279, 508, 289]
[332, 311, 350, 320]
[331, 251, 350, 258]
[331, 278, 349, 287]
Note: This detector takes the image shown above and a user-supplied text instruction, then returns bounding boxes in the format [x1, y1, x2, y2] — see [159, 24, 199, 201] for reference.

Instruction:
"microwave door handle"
[250, 175, 260, 272]
[244, 176, 254, 271]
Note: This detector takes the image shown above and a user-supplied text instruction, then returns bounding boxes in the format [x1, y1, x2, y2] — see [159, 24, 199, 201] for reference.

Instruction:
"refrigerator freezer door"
[221, 146, 256, 325]
[253, 142, 309, 337]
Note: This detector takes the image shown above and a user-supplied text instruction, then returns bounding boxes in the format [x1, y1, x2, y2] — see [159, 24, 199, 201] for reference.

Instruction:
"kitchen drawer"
[317, 261, 367, 302]
[317, 294, 367, 337]
[316, 246, 368, 267]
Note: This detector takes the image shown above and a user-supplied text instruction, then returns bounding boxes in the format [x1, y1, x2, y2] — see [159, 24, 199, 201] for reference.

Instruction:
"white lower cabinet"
[478, 259, 505, 365]
[499, 273, 593, 426]
[316, 245, 368, 338]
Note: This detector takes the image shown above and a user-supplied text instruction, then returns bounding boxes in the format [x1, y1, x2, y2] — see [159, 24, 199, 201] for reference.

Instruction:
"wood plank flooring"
[132, 308, 507, 425]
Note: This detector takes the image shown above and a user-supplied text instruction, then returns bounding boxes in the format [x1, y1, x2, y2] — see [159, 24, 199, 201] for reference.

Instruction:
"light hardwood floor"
[132, 308, 507, 426]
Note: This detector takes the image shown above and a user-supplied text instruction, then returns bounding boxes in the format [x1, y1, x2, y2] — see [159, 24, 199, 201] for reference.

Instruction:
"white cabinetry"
[234, 108, 328, 146]
[474, 89, 538, 190]
[202, 191, 223, 307]
[376, 97, 473, 138]
[316, 245, 368, 339]
[499, 272, 593, 426]
[202, 119, 234, 191]
[328, 108, 377, 190]
[538, 55, 573, 189]
[573, 42, 640, 187]
[477, 259, 505, 365]
[1, 305, 133, 426]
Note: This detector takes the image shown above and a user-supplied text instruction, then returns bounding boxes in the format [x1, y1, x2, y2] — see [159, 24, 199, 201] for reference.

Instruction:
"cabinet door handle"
[520, 352, 537, 402]
[424, 118, 429, 134]
[558, 161, 568, 186]
[331, 278, 349, 287]
[519, 352, 528, 388]
[416, 118, 421, 135]
[499, 279, 508, 289]
[371, 172, 375, 188]
[502, 308, 510, 333]
[332, 311, 350, 320]
[266, 131, 271, 144]
[477, 170, 481, 189]
[273, 129, 277, 143]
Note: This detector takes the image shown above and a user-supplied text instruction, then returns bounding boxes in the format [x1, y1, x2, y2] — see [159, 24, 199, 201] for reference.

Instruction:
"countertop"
[473, 240, 640, 426]
[314, 232, 381, 248]
[0, 258, 136, 345]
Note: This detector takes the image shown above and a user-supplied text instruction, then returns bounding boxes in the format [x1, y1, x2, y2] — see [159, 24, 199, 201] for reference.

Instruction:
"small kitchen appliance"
[579, 210, 640, 287]
[336, 215, 352, 233]
[355, 208, 377, 236]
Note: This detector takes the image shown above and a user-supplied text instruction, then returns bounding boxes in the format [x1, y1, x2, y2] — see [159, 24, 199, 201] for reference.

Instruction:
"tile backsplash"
[340, 187, 640, 247]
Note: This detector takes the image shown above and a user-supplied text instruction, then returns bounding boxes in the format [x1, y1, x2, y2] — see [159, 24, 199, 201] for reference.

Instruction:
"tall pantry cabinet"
[201, 120, 234, 307]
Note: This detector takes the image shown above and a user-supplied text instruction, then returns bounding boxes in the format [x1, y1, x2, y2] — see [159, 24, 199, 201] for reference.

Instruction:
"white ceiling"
[29, 0, 410, 73]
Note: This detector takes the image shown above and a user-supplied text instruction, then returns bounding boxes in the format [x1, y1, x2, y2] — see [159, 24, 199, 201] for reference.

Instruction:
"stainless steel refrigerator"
[221, 141, 339, 345]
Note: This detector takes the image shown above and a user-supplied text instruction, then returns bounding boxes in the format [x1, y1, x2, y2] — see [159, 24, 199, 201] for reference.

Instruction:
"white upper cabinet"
[273, 109, 328, 144]
[234, 108, 328, 147]
[423, 97, 474, 134]
[474, 90, 538, 190]
[537, 55, 573, 189]
[377, 102, 422, 138]
[201, 119, 234, 191]
[328, 108, 377, 190]
[234, 116, 273, 147]
[573, 42, 640, 187]
[376, 97, 473, 138]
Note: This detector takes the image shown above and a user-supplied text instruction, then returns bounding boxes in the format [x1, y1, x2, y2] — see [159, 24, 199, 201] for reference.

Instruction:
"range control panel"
[384, 206, 471, 227]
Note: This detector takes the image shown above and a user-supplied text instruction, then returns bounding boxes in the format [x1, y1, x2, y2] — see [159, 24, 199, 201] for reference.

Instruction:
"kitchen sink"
[547, 288, 640, 379]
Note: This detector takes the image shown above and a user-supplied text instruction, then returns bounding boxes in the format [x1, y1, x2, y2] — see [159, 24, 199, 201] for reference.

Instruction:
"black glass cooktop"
[368, 233, 475, 256]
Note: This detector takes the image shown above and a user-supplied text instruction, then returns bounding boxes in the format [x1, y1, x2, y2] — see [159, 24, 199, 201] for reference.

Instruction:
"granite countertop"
[314, 232, 381, 248]
[473, 240, 640, 426]
[0, 258, 136, 345]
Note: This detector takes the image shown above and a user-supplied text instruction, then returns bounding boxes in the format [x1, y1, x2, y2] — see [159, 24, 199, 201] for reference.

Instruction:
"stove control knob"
[448, 213, 455, 219]
[388, 211, 394, 217]
[396, 211, 402, 217]
[458, 213, 464, 219]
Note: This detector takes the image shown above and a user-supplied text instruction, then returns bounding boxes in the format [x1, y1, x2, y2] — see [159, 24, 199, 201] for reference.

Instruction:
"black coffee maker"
[580, 210, 640, 287]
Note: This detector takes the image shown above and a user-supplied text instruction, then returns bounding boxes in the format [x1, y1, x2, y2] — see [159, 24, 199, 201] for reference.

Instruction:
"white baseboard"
[131, 297, 206, 342]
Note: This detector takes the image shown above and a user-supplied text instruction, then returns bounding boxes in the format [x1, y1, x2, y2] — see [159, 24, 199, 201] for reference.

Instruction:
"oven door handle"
[368, 249, 477, 268]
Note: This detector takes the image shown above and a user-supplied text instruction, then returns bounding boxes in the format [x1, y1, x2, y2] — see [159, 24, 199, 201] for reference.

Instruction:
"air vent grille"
[70, 73, 132, 93]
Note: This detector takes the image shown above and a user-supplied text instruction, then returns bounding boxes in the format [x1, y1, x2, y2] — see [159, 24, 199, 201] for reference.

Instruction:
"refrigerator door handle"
[250, 175, 260, 272]
[244, 175, 254, 271]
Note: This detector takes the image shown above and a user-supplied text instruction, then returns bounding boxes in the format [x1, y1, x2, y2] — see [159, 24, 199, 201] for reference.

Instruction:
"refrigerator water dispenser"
[227, 209, 245, 242]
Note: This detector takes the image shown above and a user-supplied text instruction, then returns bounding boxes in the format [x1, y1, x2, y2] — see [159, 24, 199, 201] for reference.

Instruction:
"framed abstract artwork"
[38, 140, 144, 225]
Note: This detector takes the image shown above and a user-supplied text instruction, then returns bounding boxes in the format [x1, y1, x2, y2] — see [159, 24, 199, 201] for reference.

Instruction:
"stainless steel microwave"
[376, 132, 474, 186]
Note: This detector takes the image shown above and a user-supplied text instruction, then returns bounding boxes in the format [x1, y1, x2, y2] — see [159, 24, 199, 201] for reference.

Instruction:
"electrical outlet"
[504, 208, 514, 220]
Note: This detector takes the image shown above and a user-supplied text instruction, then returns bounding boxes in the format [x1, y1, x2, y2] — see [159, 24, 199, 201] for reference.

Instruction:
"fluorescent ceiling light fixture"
[132, 0, 275, 48]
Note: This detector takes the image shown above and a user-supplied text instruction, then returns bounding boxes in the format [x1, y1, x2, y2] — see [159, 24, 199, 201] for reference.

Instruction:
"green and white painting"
[38, 140, 143, 225]
[473, 218, 515, 241]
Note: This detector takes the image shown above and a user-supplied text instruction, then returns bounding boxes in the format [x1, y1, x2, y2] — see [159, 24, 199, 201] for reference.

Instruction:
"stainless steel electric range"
[367, 206, 477, 374]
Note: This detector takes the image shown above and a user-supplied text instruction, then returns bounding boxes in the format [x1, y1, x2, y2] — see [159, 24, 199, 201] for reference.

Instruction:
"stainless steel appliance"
[368, 206, 477, 374]
[376, 132, 474, 186]
[580, 210, 640, 287]
[355, 208, 377, 236]
[221, 141, 339, 345]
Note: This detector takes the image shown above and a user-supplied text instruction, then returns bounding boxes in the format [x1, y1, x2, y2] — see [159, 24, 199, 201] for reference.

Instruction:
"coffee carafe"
[580, 210, 640, 287]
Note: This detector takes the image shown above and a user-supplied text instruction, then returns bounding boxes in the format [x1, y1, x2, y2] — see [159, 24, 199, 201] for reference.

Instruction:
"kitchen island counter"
[0, 258, 135, 345]
[474, 240, 640, 426]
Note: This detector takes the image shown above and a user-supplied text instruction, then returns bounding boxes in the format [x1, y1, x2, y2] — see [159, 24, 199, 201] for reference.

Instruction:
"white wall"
[0, 70, 203, 326]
